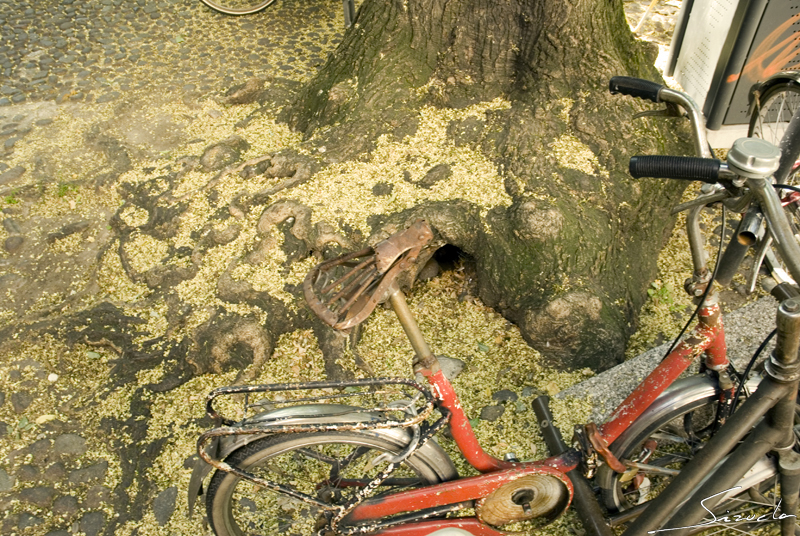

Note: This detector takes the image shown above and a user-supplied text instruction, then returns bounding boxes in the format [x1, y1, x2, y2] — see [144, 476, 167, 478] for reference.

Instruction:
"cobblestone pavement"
[0, 0, 348, 174]
[0, 0, 344, 106]
[0, 2, 692, 536]
[623, 0, 681, 47]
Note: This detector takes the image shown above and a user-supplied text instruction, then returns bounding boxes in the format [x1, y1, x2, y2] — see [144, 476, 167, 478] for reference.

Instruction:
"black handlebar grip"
[609, 76, 664, 103]
[629, 156, 721, 183]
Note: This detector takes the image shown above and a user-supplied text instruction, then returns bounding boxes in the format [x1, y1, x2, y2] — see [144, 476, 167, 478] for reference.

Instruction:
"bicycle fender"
[750, 71, 800, 112]
[187, 403, 457, 518]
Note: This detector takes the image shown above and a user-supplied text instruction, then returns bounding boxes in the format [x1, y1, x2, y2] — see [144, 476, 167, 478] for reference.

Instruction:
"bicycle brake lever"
[633, 102, 684, 120]
[670, 190, 731, 215]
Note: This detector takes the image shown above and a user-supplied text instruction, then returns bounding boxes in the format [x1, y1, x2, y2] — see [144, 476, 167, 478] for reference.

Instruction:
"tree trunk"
[277, 0, 690, 369]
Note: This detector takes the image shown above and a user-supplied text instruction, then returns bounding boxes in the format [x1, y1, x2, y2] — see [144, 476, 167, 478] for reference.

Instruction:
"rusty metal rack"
[203, 376, 437, 429]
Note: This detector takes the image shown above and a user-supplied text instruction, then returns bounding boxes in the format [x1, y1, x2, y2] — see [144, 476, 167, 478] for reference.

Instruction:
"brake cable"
[660, 205, 728, 362]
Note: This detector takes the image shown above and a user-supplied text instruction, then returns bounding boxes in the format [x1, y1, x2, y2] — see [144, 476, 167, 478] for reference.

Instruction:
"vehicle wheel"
[199, 0, 277, 16]
[597, 376, 799, 535]
[749, 80, 800, 286]
[750, 80, 800, 161]
[205, 430, 450, 536]
[597, 377, 720, 514]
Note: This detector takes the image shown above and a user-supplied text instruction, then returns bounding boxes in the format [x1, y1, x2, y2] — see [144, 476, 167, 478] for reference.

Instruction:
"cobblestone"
[0, 0, 344, 106]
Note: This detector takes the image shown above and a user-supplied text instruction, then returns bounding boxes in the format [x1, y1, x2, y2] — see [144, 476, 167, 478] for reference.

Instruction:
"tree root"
[84, 335, 123, 355]
[209, 319, 274, 384]
[176, 154, 273, 204]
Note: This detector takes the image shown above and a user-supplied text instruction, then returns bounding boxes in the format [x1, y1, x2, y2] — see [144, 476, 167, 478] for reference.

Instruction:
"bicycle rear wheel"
[750, 81, 800, 161]
[200, 0, 277, 16]
[205, 431, 452, 536]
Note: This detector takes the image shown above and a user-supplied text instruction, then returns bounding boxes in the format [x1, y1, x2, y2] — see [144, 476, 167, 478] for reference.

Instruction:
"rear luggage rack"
[196, 378, 451, 514]
[203, 376, 437, 431]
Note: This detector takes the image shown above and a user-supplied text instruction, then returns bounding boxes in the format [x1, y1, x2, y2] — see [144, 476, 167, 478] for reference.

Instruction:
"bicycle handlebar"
[610, 75, 712, 158]
[629, 156, 721, 183]
[609, 76, 664, 103]
[611, 75, 800, 289]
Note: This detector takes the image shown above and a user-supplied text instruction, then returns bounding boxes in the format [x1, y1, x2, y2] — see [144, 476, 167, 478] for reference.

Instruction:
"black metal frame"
[622, 299, 800, 536]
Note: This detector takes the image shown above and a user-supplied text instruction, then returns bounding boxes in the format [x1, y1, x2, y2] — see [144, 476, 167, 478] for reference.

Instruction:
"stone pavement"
[0, 0, 342, 106]
[0, 0, 346, 169]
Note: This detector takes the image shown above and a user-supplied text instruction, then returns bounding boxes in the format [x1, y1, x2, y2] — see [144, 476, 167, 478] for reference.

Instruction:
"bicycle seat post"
[387, 286, 441, 377]
[387, 283, 510, 472]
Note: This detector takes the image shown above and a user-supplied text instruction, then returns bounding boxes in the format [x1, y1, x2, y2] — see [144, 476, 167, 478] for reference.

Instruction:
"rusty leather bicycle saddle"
[303, 220, 434, 330]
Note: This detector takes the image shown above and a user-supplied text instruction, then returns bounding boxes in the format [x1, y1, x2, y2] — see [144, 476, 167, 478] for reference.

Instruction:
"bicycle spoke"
[651, 450, 693, 463]
[651, 430, 692, 445]
[296, 447, 339, 465]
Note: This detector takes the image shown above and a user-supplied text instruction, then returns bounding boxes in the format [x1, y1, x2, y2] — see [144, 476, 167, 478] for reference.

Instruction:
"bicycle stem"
[685, 203, 709, 278]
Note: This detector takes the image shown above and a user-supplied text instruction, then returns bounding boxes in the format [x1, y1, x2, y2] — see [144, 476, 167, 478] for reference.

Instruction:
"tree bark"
[277, 0, 691, 369]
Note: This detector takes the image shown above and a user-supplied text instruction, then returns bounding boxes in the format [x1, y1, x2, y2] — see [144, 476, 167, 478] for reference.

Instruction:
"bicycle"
[188, 77, 800, 536]
[199, 0, 357, 27]
[750, 72, 800, 163]
[199, 0, 276, 16]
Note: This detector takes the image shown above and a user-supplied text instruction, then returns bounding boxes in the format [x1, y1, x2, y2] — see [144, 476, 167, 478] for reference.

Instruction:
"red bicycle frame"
[340, 289, 727, 535]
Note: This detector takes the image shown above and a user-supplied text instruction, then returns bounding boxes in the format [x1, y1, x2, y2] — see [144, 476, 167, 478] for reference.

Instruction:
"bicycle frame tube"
[598, 302, 726, 445]
[598, 184, 733, 445]
[775, 105, 800, 184]
[389, 289, 511, 472]
[623, 299, 800, 536]
[752, 176, 800, 281]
